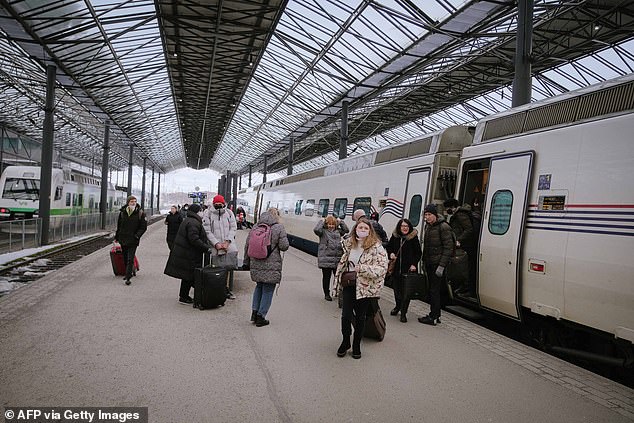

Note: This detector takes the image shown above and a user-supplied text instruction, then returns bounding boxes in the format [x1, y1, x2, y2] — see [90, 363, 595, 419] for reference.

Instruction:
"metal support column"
[232, 173, 238, 211]
[100, 120, 110, 229]
[150, 166, 155, 215]
[225, 170, 232, 205]
[40, 65, 56, 245]
[248, 165, 252, 187]
[287, 139, 294, 176]
[339, 100, 349, 160]
[157, 173, 161, 213]
[219, 176, 226, 201]
[141, 157, 147, 208]
[263, 157, 268, 183]
[127, 145, 134, 197]
[512, 0, 533, 107]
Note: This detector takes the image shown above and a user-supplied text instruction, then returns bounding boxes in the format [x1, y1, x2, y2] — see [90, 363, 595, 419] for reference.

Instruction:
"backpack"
[247, 223, 272, 259]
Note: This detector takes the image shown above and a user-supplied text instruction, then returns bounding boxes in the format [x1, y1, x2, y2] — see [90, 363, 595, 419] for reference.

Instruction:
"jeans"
[121, 245, 137, 280]
[252, 283, 276, 318]
[321, 268, 334, 295]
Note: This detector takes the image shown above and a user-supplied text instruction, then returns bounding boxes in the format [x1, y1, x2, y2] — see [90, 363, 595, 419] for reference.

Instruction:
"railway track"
[0, 215, 163, 295]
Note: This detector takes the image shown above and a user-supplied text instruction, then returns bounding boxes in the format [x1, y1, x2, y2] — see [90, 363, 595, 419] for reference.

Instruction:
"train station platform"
[1, 221, 633, 422]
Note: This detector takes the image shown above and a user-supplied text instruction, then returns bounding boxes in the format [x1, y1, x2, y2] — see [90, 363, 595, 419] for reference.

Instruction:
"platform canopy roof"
[0, 1, 633, 176]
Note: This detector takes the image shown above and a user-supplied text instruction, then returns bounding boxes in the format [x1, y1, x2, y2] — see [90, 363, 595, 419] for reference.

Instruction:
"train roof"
[473, 73, 634, 145]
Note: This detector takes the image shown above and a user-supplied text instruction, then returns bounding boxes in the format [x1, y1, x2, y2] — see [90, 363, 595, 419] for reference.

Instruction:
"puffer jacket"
[422, 216, 454, 268]
[334, 238, 387, 300]
[448, 205, 474, 248]
[115, 204, 147, 247]
[386, 228, 422, 275]
[243, 212, 290, 284]
[165, 212, 183, 246]
[314, 219, 349, 269]
[202, 206, 238, 255]
[164, 211, 210, 281]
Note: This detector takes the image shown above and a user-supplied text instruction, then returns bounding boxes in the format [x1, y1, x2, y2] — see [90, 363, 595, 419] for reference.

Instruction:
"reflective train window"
[305, 199, 315, 216]
[333, 198, 347, 219]
[353, 197, 371, 217]
[294, 199, 303, 215]
[318, 199, 329, 217]
[408, 194, 422, 227]
[489, 190, 513, 235]
[66, 193, 71, 207]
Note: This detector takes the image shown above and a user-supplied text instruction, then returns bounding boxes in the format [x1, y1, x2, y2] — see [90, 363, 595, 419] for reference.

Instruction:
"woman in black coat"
[165, 205, 183, 250]
[164, 204, 211, 304]
[385, 218, 422, 323]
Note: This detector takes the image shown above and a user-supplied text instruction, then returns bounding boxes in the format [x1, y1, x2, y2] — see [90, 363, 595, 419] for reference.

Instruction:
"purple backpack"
[247, 223, 272, 259]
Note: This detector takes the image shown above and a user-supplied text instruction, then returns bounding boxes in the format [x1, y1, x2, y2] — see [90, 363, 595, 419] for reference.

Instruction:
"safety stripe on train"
[526, 205, 634, 237]
[380, 198, 403, 218]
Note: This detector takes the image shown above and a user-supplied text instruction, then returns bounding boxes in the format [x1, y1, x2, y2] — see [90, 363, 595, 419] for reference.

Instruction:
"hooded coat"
[335, 237, 387, 300]
[314, 219, 349, 269]
[115, 204, 147, 247]
[202, 206, 238, 256]
[243, 212, 290, 284]
[386, 228, 422, 275]
[448, 204, 474, 249]
[422, 216, 454, 268]
[164, 210, 210, 281]
[165, 211, 183, 247]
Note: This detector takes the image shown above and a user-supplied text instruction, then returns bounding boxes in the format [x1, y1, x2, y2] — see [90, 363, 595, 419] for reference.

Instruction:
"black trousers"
[321, 268, 334, 295]
[391, 272, 411, 315]
[179, 279, 193, 299]
[341, 286, 371, 345]
[121, 245, 137, 280]
[425, 264, 444, 319]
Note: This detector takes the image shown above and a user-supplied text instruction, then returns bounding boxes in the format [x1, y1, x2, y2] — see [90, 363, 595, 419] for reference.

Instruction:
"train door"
[478, 152, 533, 319]
[403, 168, 431, 235]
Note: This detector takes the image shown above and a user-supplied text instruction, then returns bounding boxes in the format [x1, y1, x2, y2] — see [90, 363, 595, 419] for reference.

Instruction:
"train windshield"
[2, 178, 40, 200]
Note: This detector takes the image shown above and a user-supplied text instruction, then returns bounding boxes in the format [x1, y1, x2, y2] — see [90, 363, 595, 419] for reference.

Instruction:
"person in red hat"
[202, 194, 238, 299]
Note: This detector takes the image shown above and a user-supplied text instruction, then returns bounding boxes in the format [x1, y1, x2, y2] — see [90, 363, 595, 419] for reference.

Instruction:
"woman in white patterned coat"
[334, 218, 388, 359]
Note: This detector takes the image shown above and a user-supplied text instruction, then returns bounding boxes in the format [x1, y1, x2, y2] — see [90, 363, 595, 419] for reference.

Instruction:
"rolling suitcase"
[193, 266, 227, 310]
[363, 298, 386, 341]
[110, 245, 140, 276]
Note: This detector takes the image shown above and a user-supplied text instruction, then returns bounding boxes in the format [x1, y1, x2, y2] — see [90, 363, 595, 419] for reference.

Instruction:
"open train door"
[403, 168, 431, 235]
[478, 152, 533, 320]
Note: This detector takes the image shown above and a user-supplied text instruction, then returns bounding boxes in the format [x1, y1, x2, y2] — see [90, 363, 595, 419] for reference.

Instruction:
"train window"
[66, 193, 71, 207]
[318, 199, 330, 217]
[72, 194, 77, 206]
[408, 194, 423, 227]
[294, 200, 303, 215]
[78, 194, 83, 207]
[54, 186, 63, 201]
[89, 195, 95, 209]
[333, 198, 347, 219]
[353, 197, 371, 217]
[305, 199, 315, 217]
[2, 178, 39, 200]
[489, 190, 513, 235]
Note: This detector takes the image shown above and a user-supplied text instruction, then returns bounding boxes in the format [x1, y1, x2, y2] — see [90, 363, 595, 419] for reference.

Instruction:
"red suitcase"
[110, 245, 140, 276]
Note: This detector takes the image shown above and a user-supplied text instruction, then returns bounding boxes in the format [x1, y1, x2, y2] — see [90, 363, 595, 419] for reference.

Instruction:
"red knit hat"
[212, 194, 226, 205]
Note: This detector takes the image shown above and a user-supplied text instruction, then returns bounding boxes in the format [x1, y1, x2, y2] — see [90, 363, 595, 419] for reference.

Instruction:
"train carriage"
[237, 74, 634, 365]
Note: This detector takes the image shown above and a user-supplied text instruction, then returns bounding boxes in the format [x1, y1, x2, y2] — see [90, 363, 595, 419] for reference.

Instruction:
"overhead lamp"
[594, 25, 600, 31]
[174, 52, 178, 57]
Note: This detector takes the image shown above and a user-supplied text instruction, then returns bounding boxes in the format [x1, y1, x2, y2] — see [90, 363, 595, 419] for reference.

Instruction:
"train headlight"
[0, 208, 9, 214]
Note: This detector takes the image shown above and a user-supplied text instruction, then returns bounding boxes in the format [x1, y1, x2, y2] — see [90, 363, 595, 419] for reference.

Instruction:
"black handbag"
[402, 272, 427, 300]
[448, 248, 469, 285]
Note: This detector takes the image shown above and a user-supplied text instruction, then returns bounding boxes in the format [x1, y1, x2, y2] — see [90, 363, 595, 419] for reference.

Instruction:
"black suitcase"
[193, 266, 227, 310]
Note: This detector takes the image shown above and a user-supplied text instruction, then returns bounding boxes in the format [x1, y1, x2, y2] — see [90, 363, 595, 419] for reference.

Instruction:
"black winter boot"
[337, 337, 351, 357]
[250, 310, 258, 323]
[352, 339, 362, 359]
[255, 314, 269, 327]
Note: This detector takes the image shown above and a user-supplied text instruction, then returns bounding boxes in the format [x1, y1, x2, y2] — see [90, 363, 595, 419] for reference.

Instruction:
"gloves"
[435, 266, 445, 277]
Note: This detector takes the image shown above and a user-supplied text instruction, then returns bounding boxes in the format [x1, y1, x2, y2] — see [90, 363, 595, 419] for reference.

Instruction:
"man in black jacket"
[115, 195, 148, 285]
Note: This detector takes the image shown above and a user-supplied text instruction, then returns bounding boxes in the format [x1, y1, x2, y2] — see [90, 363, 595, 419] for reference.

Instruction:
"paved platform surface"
[1, 221, 633, 422]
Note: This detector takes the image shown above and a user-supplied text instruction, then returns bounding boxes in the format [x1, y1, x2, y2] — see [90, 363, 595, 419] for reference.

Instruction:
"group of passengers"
[313, 199, 479, 358]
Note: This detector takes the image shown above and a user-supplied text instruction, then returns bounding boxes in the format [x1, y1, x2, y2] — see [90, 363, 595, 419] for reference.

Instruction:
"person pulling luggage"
[115, 195, 147, 285]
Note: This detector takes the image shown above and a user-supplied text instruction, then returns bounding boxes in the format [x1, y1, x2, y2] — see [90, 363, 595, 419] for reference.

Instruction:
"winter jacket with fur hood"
[202, 206, 238, 256]
[243, 211, 290, 284]
[386, 228, 422, 275]
[335, 237, 387, 300]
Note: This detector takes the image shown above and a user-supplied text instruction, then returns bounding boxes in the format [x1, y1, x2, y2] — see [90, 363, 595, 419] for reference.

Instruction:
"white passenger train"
[238, 75, 634, 364]
[0, 165, 128, 221]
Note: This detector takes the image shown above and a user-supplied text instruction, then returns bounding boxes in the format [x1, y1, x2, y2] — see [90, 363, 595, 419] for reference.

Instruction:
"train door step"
[445, 305, 484, 321]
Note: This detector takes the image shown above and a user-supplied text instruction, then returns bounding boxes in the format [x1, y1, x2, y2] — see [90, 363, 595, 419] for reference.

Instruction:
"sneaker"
[324, 294, 333, 301]
[179, 297, 193, 304]
[418, 315, 436, 326]
[226, 291, 236, 300]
